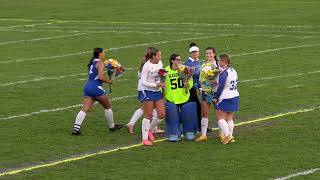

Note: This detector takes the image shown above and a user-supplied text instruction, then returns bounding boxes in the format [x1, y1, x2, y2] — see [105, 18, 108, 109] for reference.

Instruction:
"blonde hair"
[219, 53, 231, 66]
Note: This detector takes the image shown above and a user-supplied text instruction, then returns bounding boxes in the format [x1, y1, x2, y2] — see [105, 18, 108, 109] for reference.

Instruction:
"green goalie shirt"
[164, 65, 193, 104]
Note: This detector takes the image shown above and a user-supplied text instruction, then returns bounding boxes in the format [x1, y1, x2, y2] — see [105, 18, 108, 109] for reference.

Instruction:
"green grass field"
[0, 0, 320, 179]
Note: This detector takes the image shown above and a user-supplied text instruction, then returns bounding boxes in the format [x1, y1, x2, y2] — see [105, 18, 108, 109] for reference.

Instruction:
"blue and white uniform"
[83, 59, 106, 97]
[214, 67, 239, 112]
[139, 60, 163, 102]
[184, 57, 201, 89]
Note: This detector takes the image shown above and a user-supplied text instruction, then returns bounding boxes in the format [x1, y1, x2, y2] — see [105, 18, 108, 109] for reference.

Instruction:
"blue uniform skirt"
[83, 84, 106, 98]
[138, 90, 162, 102]
[214, 96, 239, 112]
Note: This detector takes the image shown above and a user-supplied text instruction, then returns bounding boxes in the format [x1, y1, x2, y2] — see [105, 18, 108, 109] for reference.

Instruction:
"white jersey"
[216, 67, 239, 100]
[137, 71, 142, 91]
[140, 60, 163, 92]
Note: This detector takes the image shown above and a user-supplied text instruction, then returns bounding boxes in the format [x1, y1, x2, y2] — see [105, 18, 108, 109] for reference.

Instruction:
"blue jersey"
[83, 59, 106, 97]
[86, 59, 103, 86]
[184, 57, 201, 89]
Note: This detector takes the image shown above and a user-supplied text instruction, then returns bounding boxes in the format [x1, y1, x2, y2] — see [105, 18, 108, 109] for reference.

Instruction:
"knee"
[157, 111, 165, 119]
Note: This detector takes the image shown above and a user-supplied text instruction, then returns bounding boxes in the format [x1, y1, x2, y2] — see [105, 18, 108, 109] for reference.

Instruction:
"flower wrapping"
[200, 62, 220, 103]
[104, 59, 126, 93]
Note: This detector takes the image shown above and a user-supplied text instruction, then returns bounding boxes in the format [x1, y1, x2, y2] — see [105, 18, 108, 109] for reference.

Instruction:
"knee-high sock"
[150, 117, 162, 132]
[74, 110, 86, 130]
[127, 108, 144, 126]
[142, 118, 151, 140]
[104, 108, 115, 128]
[227, 120, 234, 136]
[218, 119, 230, 137]
[201, 117, 209, 136]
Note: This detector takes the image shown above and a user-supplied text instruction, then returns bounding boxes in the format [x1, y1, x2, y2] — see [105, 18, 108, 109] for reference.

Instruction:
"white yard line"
[1, 35, 319, 65]
[0, 106, 318, 177]
[0, 22, 62, 29]
[0, 33, 87, 46]
[0, 18, 319, 28]
[288, 85, 303, 89]
[231, 43, 320, 57]
[274, 168, 320, 180]
[240, 70, 320, 83]
[0, 95, 136, 120]
[7, 25, 320, 34]
[0, 34, 226, 64]
[1, 69, 319, 120]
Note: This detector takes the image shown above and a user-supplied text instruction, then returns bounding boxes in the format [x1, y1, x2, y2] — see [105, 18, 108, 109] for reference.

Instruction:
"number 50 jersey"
[164, 66, 193, 104]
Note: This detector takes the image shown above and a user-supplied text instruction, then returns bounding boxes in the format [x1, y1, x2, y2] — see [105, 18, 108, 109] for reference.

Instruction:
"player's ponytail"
[139, 47, 153, 72]
[88, 47, 104, 69]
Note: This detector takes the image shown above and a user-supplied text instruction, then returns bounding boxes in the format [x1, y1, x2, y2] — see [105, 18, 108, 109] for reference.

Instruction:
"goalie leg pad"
[181, 102, 198, 134]
[165, 102, 181, 138]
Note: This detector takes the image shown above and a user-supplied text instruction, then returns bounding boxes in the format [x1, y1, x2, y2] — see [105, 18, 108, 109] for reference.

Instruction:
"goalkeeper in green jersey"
[164, 54, 198, 141]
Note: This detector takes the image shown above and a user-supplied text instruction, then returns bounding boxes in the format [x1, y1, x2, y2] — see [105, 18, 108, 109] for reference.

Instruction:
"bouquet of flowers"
[104, 59, 125, 93]
[172, 64, 194, 93]
[158, 68, 168, 83]
[200, 62, 220, 103]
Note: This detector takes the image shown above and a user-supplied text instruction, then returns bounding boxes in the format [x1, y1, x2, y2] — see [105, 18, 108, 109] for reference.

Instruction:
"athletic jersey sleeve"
[214, 70, 228, 100]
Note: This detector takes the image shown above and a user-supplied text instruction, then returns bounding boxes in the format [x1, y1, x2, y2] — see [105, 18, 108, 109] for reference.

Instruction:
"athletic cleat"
[185, 132, 195, 140]
[230, 136, 235, 143]
[109, 124, 123, 132]
[126, 124, 134, 134]
[72, 129, 81, 135]
[168, 134, 180, 142]
[142, 140, 153, 146]
[219, 132, 226, 143]
[195, 135, 207, 142]
[148, 130, 156, 141]
[222, 135, 233, 144]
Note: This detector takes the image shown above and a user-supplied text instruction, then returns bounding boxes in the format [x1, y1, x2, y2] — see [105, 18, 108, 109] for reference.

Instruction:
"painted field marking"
[0, 33, 87, 46]
[274, 168, 320, 180]
[0, 34, 225, 64]
[6, 25, 320, 34]
[0, 106, 318, 177]
[0, 95, 136, 120]
[231, 43, 320, 57]
[1, 18, 320, 28]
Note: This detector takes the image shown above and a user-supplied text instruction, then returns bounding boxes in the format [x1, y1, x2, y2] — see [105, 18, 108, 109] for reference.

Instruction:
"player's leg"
[142, 101, 154, 145]
[72, 97, 94, 135]
[95, 95, 123, 132]
[126, 105, 144, 134]
[196, 101, 210, 141]
[150, 99, 165, 135]
[165, 102, 181, 141]
[181, 102, 198, 141]
[226, 112, 235, 143]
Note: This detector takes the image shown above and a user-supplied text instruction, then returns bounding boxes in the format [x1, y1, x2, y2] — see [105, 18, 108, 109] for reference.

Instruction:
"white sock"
[74, 110, 86, 131]
[152, 109, 158, 118]
[218, 119, 230, 137]
[150, 116, 162, 132]
[104, 108, 115, 128]
[127, 108, 144, 126]
[142, 118, 151, 140]
[227, 120, 234, 136]
[201, 117, 209, 136]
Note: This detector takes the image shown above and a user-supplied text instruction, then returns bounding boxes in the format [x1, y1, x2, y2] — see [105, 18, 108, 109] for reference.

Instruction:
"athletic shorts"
[83, 85, 106, 98]
[138, 90, 162, 102]
[214, 96, 239, 112]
